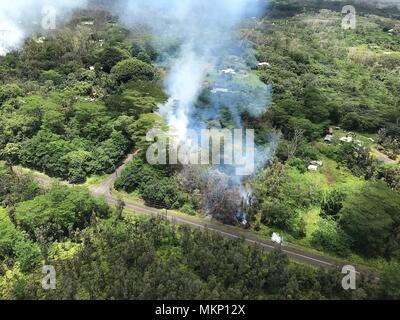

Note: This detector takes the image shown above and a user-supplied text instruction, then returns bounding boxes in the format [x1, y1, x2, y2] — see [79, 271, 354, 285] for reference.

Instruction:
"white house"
[211, 88, 229, 94]
[311, 160, 323, 167]
[340, 136, 353, 143]
[220, 68, 236, 75]
[308, 160, 323, 171]
[308, 164, 319, 171]
[81, 20, 94, 26]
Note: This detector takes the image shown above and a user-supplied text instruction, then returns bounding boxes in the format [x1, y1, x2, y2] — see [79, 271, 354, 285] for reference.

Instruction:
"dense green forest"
[1, 0, 400, 300]
[244, 6, 400, 263]
[0, 168, 389, 300]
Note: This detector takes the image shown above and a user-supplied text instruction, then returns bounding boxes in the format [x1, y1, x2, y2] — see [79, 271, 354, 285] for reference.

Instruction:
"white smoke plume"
[114, 0, 267, 140]
[113, 0, 272, 222]
[0, 0, 87, 56]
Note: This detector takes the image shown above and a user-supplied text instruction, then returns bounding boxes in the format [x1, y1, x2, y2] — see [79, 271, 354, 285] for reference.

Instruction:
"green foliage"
[0, 210, 23, 258]
[339, 182, 400, 258]
[111, 58, 156, 83]
[40, 70, 63, 86]
[14, 241, 42, 273]
[0, 20, 164, 184]
[0, 95, 134, 182]
[0, 84, 23, 106]
[257, 10, 400, 138]
[311, 218, 351, 257]
[141, 178, 185, 209]
[334, 142, 379, 179]
[6, 216, 360, 300]
[89, 130, 130, 176]
[69, 101, 114, 142]
[0, 4, 398, 300]
[15, 184, 111, 239]
[252, 162, 325, 233]
[20, 130, 73, 178]
[129, 113, 168, 150]
[115, 157, 164, 193]
[106, 81, 166, 118]
[285, 157, 307, 173]
[284, 169, 325, 208]
[0, 209, 41, 273]
[99, 46, 130, 73]
[115, 157, 184, 209]
[101, 23, 130, 46]
[321, 188, 347, 219]
[377, 128, 400, 160]
[0, 170, 42, 207]
[131, 40, 158, 62]
[252, 162, 291, 229]
[382, 262, 400, 299]
[377, 165, 400, 192]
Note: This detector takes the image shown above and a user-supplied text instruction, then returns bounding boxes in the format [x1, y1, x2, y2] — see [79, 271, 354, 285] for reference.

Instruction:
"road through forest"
[88, 153, 366, 272]
[17, 153, 372, 272]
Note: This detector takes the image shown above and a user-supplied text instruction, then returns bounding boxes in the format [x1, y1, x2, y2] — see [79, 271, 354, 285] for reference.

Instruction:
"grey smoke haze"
[0, 0, 87, 55]
[114, 0, 268, 140]
[355, 0, 400, 5]
[1, 0, 273, 220]
[113, 0, 273, 221]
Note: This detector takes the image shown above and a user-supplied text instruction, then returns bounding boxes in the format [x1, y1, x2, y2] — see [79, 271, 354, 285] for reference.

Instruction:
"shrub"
[111, 58, 156, 83]
[339, 182, 400, 258]
[0, 84, 23, 105]
[311, 218, 351, 257]
[0, 209, 41, 272]
[382, 262, 400, 299]
[141, 177, 185, 209]
[41, 70, 63, 85]
[114, 158, 164, 193]
[99, 47, 130, 73]
[320, 189, 347, 219]
[15, 184, 111, 239]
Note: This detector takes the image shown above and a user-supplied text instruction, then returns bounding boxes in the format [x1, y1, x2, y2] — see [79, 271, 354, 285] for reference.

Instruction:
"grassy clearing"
[12, 163, 387, 271]
[81, 174, 110, 188]
[0, 207, 7, 220]
[303, 207, 322, 241]
[320, 155, 365, 190]
[110, 188, 146, 206]
[109, 155, 385, 270]
[332, 129, 377, 148]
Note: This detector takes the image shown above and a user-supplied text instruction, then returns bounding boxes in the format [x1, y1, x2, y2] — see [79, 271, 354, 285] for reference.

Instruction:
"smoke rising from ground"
[1, 0, 274, 222]
[114, 0, 273, 222]
[115, 0, 268, 139]
[0, 0, 87, 55]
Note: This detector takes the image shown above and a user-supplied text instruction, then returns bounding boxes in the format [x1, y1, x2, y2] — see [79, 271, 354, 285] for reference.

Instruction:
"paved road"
[90, 152, 135, 197]
[98, 193, 342, 268]
[17, 154, 369, 271]
[88, 153, 353, 270]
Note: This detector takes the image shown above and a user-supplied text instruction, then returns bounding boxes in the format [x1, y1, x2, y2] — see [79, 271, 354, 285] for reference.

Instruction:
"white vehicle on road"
[271, 232, 283, 245]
